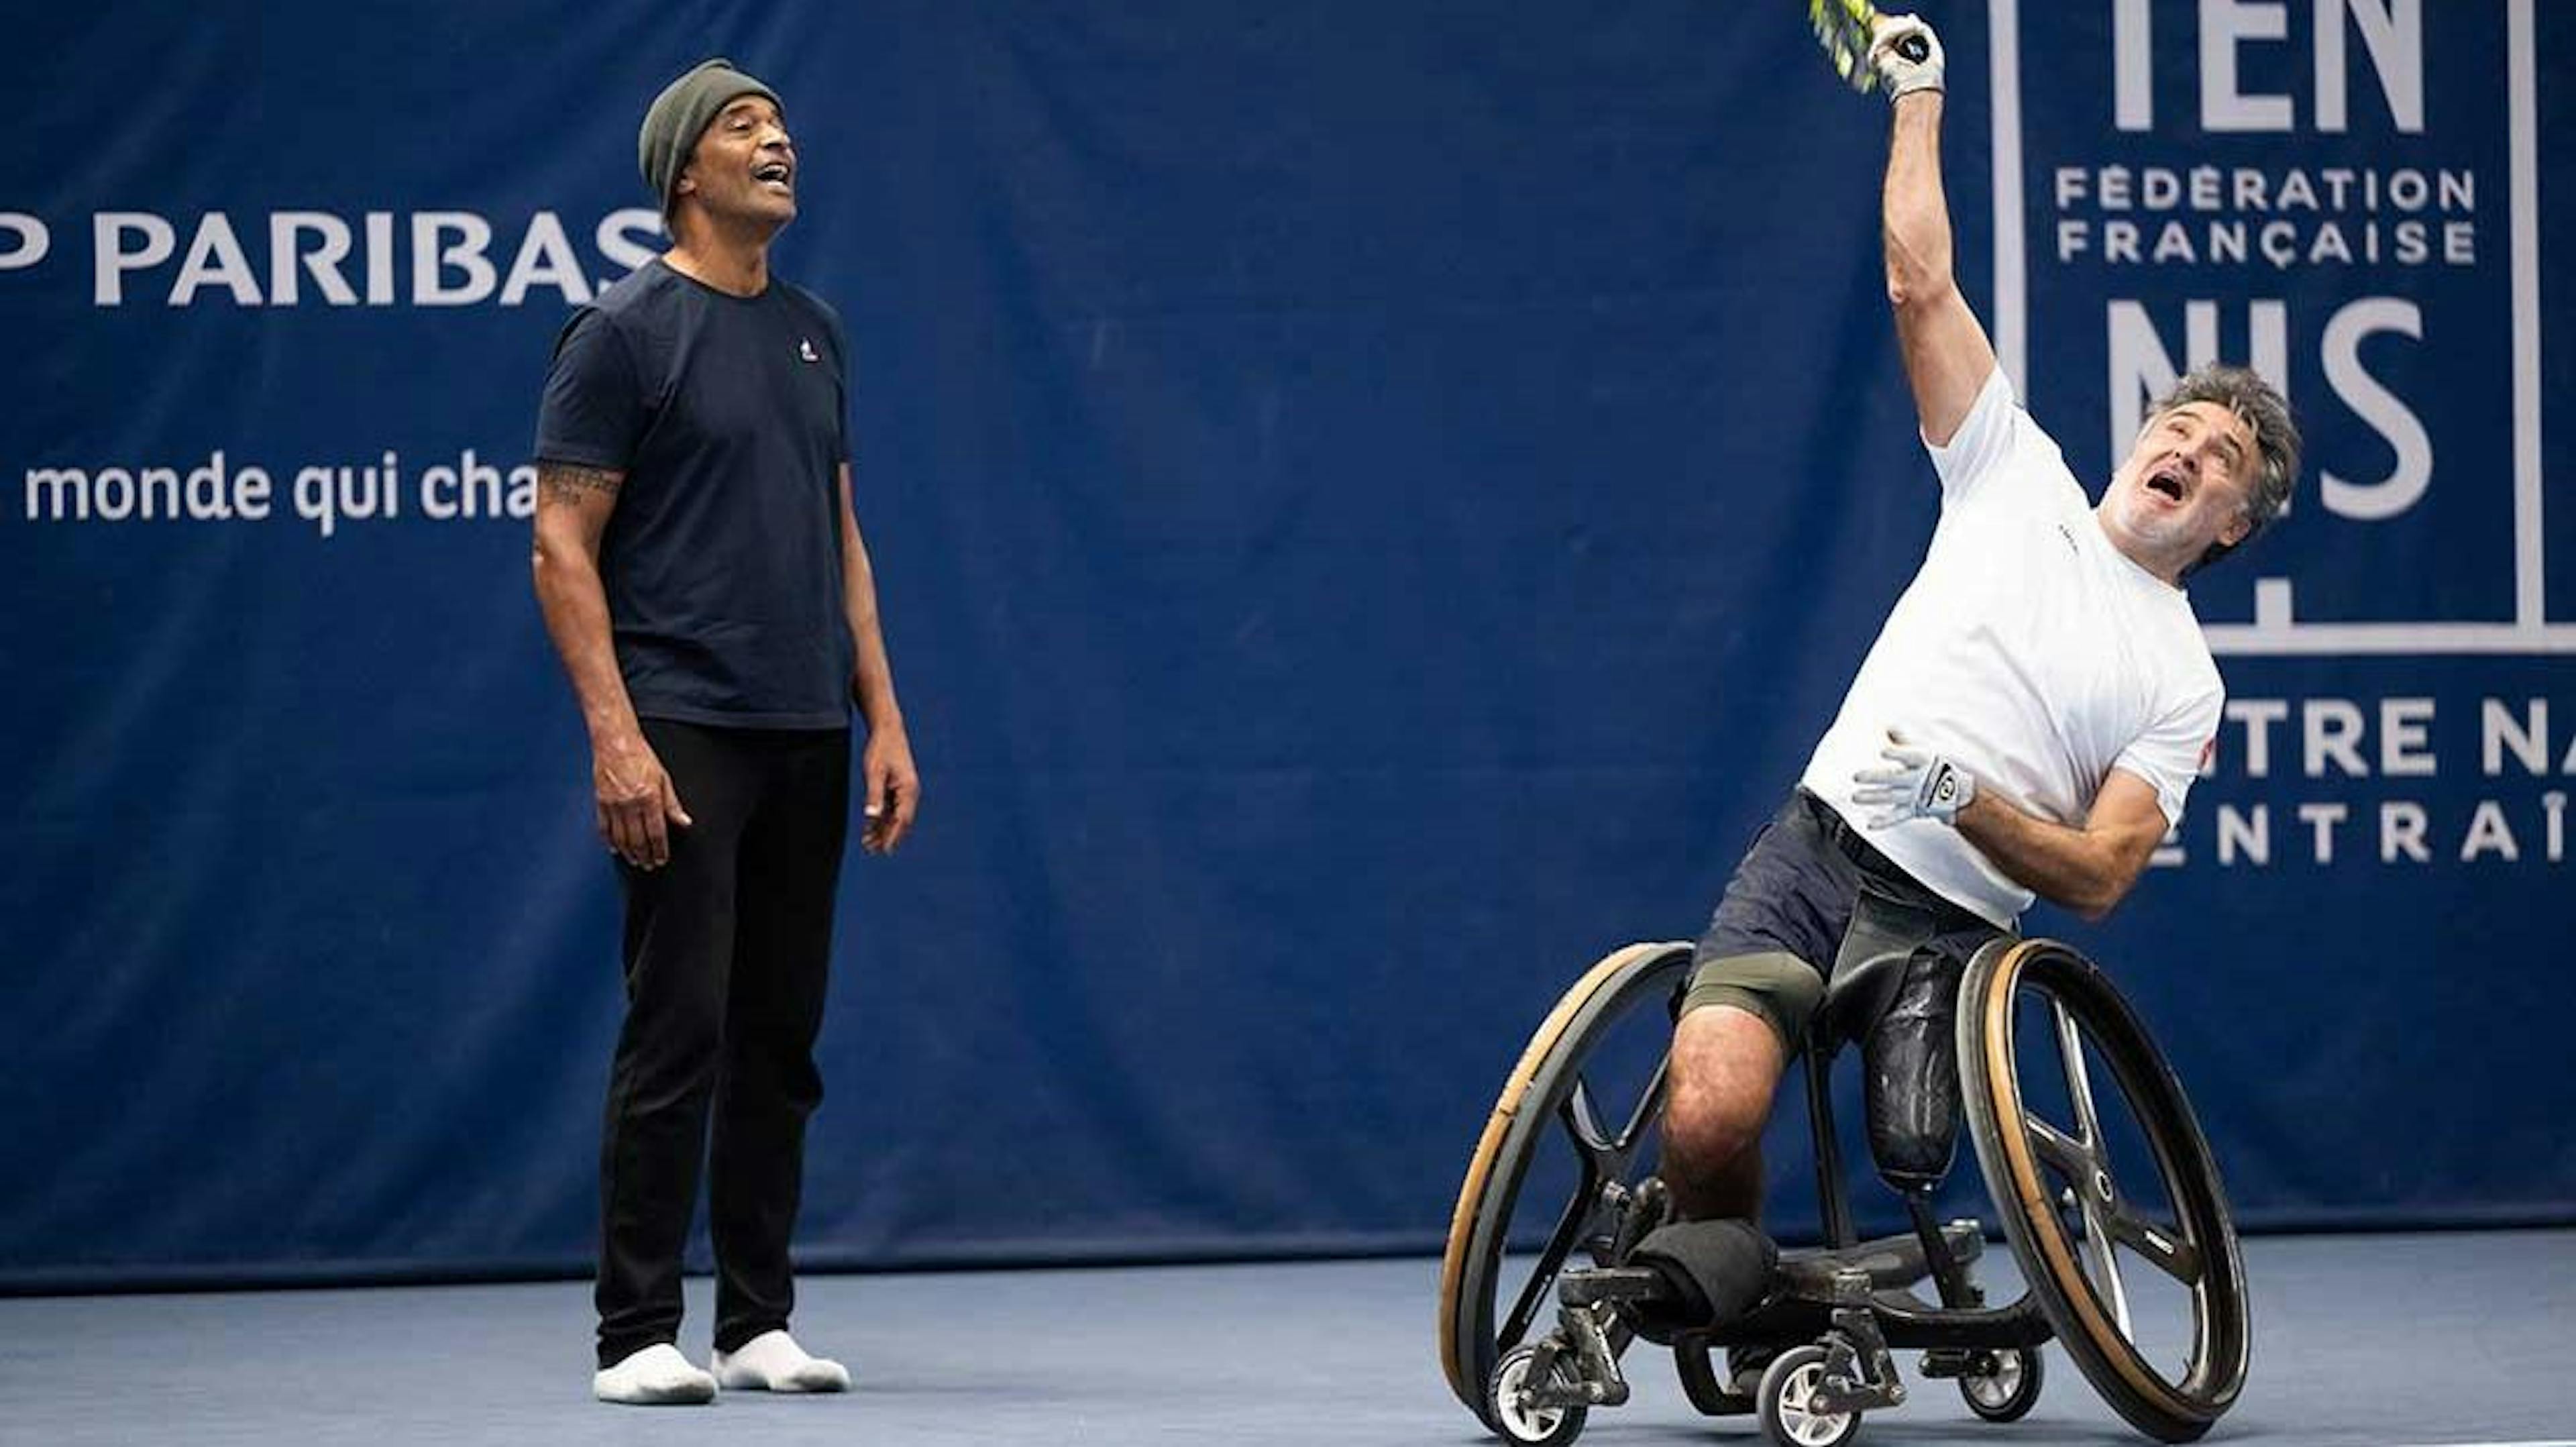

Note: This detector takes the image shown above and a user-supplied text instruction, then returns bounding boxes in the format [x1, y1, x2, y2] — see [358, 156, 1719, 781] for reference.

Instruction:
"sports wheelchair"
[1438, 934, 2249, 1446]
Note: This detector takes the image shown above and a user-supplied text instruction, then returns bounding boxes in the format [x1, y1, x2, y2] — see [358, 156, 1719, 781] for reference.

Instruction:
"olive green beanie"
[638, 59, 782, 212]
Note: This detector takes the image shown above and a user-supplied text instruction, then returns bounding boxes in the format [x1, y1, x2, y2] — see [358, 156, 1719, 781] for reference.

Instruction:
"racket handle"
[1895, 33, 1929, 63]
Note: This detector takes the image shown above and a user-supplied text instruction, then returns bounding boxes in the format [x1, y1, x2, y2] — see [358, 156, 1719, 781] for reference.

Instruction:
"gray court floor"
[1, 1230, 2568, 1446]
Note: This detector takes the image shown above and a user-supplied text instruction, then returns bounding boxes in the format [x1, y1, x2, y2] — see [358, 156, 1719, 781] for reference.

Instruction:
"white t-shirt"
[1799, 368, 2223, 927]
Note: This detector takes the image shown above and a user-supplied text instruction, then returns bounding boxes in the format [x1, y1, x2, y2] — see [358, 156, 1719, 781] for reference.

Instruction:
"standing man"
[1652, 10, 2298, 1392]
[531, 58, 918, 1406]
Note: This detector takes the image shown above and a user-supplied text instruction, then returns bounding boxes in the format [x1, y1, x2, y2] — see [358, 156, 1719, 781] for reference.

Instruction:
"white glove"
[1869, 14, 1946, 101]
[1851, 731, 1976, 827]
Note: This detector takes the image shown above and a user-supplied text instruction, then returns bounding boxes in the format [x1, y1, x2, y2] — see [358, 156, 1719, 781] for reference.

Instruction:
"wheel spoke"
[2074, 1195, 2136, 1342]
[1613, 1055, 1671, 1155]
[2025, 1114, 2092, 1183]
[1560, 1077, 1614, 1156]
[1500, 1161, 1604, 1346]
[2049, 1001, 2110, 1155]
[2106, 1206, 2204, 1285]
[1558, 1075, 1650, 1197]
[2049, 1000, 2134, 1341]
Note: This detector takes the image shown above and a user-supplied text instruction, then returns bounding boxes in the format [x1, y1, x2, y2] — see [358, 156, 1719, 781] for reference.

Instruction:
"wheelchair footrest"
[1556, 1266, 1664, 1307]
[1629, 1219, 1779, 1332]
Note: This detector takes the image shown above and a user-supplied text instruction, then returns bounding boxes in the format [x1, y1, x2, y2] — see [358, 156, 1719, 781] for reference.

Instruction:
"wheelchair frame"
[1438, 936, 2249, 1447]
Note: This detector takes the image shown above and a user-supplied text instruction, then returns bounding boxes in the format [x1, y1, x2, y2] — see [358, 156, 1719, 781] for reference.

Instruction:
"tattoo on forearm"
[538, 462, 623, 504]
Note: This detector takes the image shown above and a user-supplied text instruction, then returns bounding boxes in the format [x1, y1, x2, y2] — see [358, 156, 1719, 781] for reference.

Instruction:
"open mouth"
[753, 161, 793, 189]
[2145, 466, 2188, 503]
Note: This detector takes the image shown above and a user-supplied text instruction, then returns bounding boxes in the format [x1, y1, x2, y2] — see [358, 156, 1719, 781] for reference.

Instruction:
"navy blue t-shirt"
[535, 259, 854, 729]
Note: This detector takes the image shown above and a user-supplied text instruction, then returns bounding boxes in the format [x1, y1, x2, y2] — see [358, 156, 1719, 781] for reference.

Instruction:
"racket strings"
[1809, 0, 1884, 93]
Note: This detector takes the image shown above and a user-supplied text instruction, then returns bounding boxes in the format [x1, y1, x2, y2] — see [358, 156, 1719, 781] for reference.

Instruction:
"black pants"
[596, 718, 851, 1369]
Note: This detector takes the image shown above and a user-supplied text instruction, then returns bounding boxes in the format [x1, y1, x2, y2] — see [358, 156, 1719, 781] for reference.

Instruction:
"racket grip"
[1896, 33, 1929, 63]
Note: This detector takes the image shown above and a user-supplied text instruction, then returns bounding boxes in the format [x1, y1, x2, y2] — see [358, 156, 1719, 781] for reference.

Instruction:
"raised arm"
[1874, 17, 1998, 448]
[531, 462, 691, 869]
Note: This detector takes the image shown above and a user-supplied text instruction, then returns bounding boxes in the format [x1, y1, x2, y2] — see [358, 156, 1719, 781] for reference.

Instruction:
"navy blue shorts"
[1684, 790, 2000, 1044]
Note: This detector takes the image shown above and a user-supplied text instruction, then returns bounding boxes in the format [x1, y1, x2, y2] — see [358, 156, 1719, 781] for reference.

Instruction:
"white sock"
[711, 1329, 851, 1393]
[593, 1342, 718, 1405]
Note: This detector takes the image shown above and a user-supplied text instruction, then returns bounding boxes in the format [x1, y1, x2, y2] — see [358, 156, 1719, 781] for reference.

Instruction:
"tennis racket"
[1810, 0, 1931, 93]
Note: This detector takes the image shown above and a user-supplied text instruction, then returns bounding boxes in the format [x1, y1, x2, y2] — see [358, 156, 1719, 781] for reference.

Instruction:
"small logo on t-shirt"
[798, 338, 820, 363]
[2054, 522, 2079, 555]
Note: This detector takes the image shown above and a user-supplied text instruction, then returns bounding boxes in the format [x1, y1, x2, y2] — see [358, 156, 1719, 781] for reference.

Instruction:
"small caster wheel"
[1960, 1346, 2043, 1422]
[1489, 1344, 1589, 1446]
[1758, 1344, 1862, 1447]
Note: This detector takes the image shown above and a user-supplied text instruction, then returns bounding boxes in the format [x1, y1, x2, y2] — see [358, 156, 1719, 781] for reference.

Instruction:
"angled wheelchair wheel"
[1438, 941, 1693, 1426]
[1957, 940, 2251, 1443]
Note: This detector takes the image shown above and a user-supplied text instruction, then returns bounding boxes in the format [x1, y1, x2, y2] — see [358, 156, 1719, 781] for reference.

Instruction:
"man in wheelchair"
[1448, 15, 2297, 1444]
[1651, 2, 2298, 1406]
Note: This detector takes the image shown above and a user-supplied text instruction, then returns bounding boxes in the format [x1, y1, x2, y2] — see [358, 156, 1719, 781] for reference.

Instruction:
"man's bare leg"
[1662, 1004, 1790, 1221]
